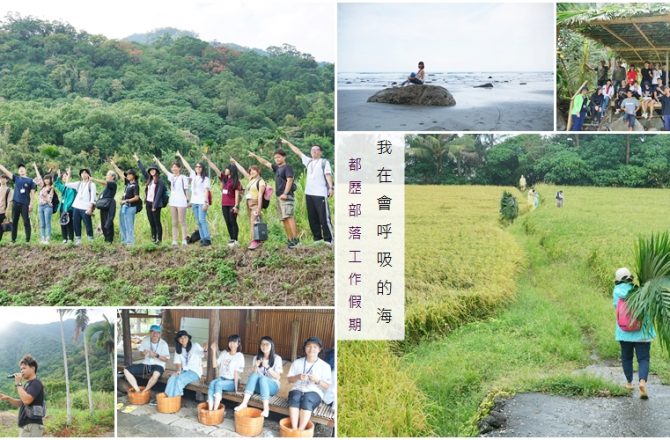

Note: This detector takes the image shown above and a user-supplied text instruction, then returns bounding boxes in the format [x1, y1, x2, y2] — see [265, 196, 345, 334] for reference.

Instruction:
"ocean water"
[338, 71, 554, 94]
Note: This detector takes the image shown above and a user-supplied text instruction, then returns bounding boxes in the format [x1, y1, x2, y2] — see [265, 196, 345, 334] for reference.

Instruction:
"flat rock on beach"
[367, 84, 456, 106]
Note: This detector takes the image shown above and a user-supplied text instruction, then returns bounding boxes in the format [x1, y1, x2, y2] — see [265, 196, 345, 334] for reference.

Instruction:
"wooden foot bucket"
[156, 392, 181, 413]
[279, 417, 314, 437]
[234, 407, 264, 437]
[127, 386, 151, 405]
[197, 402, 225, 425]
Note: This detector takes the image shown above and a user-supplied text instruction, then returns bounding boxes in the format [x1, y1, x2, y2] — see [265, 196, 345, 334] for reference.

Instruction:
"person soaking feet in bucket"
[286, 337, 332, 431]
[165, 330, 205, 397]
[234, 336, 283, 417]
[123, 325, 170, 393]
[613, 268, 656, 399]
[207, 334, 245, 411]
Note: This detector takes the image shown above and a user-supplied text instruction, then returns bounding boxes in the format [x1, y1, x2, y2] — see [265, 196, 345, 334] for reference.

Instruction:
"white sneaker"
[74, 238, 82, 246]
[642, 112, 648, 118]
[182, 240, 188, 246]
[172, 240, 178, 246]
[228, 240, 239, 248]
[63, 239, 68, 244]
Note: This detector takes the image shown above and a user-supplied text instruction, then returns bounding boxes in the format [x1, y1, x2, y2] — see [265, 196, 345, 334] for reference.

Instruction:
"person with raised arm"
[231, 157, 267, 250]
[0, 163, 36, 243]
[64, 167, 96, 245]
[203, 155, 243, 247]
[153, 155, 190, 246]
[249, 149, 299, 248]
[177, 151, 211, 246]
[91, 163, 118, 243]
[54, 168, 77, 244]
[134, 153, 168, 244]
[207, 335, 245, 411]
[32, 163, 56, 245]
[110, 160, 142, 246]
[281, 138, 333, 245]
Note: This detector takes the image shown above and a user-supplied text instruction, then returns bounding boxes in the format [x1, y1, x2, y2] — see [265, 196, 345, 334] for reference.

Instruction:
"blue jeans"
[120, 204, 137, 244]
[192, 204, 210, 240]
[207, 378, 235, 402]
[38, 204, 53, 240]
[165, 370, 200, 397]
[243, 373, 278, 400]
[620, 341, 651, 383]
[663, 115, 670, 131]
[571, 111, 586, 131]
[624, 113, 636, 129]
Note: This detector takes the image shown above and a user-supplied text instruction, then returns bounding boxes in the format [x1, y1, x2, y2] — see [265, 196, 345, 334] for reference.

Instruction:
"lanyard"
[302, 359, 316, 376]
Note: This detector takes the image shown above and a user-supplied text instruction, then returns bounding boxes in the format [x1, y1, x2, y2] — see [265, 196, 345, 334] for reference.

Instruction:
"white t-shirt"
[301, 155, 332, 197]
[174, 342, 205, 377]
[288, 357, 332, 398]
[66, 181, 96, 211]
[217, 351, 245, 380]
[168, 173, 189, 207]
[254, 354, 283, 387]
[138, 337, 170, 368]
[189, 172, 210, 205]
[147, 181, 156, 203]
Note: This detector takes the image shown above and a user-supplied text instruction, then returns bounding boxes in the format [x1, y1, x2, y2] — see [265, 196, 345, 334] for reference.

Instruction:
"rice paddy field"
[338, 184, 670, 437]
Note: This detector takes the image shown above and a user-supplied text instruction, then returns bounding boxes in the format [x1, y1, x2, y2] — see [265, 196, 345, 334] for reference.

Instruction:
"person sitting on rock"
[401, 61, 425, 86]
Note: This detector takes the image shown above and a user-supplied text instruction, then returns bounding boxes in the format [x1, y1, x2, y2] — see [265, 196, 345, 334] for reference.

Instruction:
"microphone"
[7, 374, 17, 379]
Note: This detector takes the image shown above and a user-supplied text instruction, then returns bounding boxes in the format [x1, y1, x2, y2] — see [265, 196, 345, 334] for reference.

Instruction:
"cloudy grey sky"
[339, 2, 554, 72]
[0, 308, 115, 327]
[0, 0, 335, 62]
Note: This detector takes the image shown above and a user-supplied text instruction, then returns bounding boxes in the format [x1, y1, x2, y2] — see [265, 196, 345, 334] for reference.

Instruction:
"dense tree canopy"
[406, 134, 670, 188]
[0, 15, 333, 176]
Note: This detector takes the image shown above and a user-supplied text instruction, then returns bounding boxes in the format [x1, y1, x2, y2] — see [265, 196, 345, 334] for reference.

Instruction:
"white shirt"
[255, 354, 283, 387]
[217, 351, 245, 380]
[174, 342, 204, 377]
[301, 154, 332, 197]
[288, 357, 332, 398]
[168, 173, 189, 207]
[66, 181, 96, 211]
[147, 181, 156, 203]
[189, 172, 210, 205]
[138, 337, 170, 368]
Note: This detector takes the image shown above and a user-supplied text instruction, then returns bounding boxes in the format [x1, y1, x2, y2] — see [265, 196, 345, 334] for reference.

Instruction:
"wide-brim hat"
[147, 164, 160, 174]
[79, 168, 91, 177]
[175, 330, 192, 341]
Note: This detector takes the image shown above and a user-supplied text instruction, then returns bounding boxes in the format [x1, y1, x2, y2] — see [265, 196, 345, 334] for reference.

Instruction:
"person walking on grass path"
[249, 149, 300, 249]
[177, 151, 212, 247]
[123, 325, 170, 395]
[202, 155, 243, 247]
[54, 169, 76, 244]
[0, 174, 11, 243]
[165, 330, 205, 398]
[231, 157, 267, 250]
[91, 167, 118, 243]
[235, 336, 283, 418]
[65, 168, 96, 246]
[32, 164, 57, 245]
[281, 138, 333, 246]
[555, 190, 564, 208]
[0, 163, 36, 243]
[613, 268, 656, 399]
[134, 154, 168, 244]
[208, 334, 245, 411]
[153, 156, 190, 246]
[0, 354, 45, 437]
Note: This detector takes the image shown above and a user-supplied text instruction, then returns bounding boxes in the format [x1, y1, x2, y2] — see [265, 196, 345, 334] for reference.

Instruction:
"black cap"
[147, 164, 160, 174]
[175, 330, 192, 341]
[79, 168, 91, 177]
[303, 336, 323, 349]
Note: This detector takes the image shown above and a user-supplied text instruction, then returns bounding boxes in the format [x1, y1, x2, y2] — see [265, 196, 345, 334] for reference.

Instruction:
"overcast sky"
[0, 308, 115, 327]
[0, 0, 335, 62]
[339, 2, 554, 72]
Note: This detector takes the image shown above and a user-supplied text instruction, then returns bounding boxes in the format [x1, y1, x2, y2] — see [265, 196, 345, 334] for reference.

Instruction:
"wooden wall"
[161, 309, 333, 360]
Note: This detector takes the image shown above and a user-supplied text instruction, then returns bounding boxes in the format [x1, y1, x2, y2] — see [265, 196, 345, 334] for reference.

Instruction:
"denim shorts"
[288, 390, 322, 411]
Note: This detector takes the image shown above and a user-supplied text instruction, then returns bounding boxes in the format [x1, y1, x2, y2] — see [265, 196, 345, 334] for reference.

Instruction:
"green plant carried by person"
[499, 191, 519, 224]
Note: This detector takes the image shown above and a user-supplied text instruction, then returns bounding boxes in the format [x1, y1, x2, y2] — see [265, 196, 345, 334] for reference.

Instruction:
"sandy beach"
[337, 88, 554, 131]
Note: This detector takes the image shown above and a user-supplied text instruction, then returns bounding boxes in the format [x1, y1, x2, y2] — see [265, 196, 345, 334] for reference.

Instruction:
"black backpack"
[51, 189, 59, 210]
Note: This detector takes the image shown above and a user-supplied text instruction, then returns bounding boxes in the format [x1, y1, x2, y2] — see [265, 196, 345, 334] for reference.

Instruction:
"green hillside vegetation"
[0, 15, 333, 176]
[0, 318, 113, 437]
[339, 183, 670, 437]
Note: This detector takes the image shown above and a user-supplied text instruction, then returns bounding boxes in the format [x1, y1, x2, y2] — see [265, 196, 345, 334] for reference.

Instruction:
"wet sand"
[337, 88, 554, 131]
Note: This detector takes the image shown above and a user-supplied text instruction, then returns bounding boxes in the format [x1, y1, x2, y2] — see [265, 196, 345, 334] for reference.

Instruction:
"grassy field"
[0, 176, 334, 306]
[0, 390, 114, 437]
[338, 184, 670, 437]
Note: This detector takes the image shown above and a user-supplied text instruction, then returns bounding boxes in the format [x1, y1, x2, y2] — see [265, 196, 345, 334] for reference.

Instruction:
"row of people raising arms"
[123, 326, 333, 432]
[0, 138, 333, 249]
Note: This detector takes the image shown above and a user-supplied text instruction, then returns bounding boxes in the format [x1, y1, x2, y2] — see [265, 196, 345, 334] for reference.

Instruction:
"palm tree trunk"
[83, 335, 93, 416]
[58, 312, 72, 426]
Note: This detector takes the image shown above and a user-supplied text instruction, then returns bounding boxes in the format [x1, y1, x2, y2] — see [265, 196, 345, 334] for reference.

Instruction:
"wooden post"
[566, 80, 588, 131]
[290, 320, 300, 361]
[207, 309, 220, 382]
[121, 310, 132, 368]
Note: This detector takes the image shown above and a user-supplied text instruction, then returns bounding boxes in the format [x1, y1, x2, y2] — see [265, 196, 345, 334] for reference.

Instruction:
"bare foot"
[261, 409, 269, 418]
[234, 403, 246, 412]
